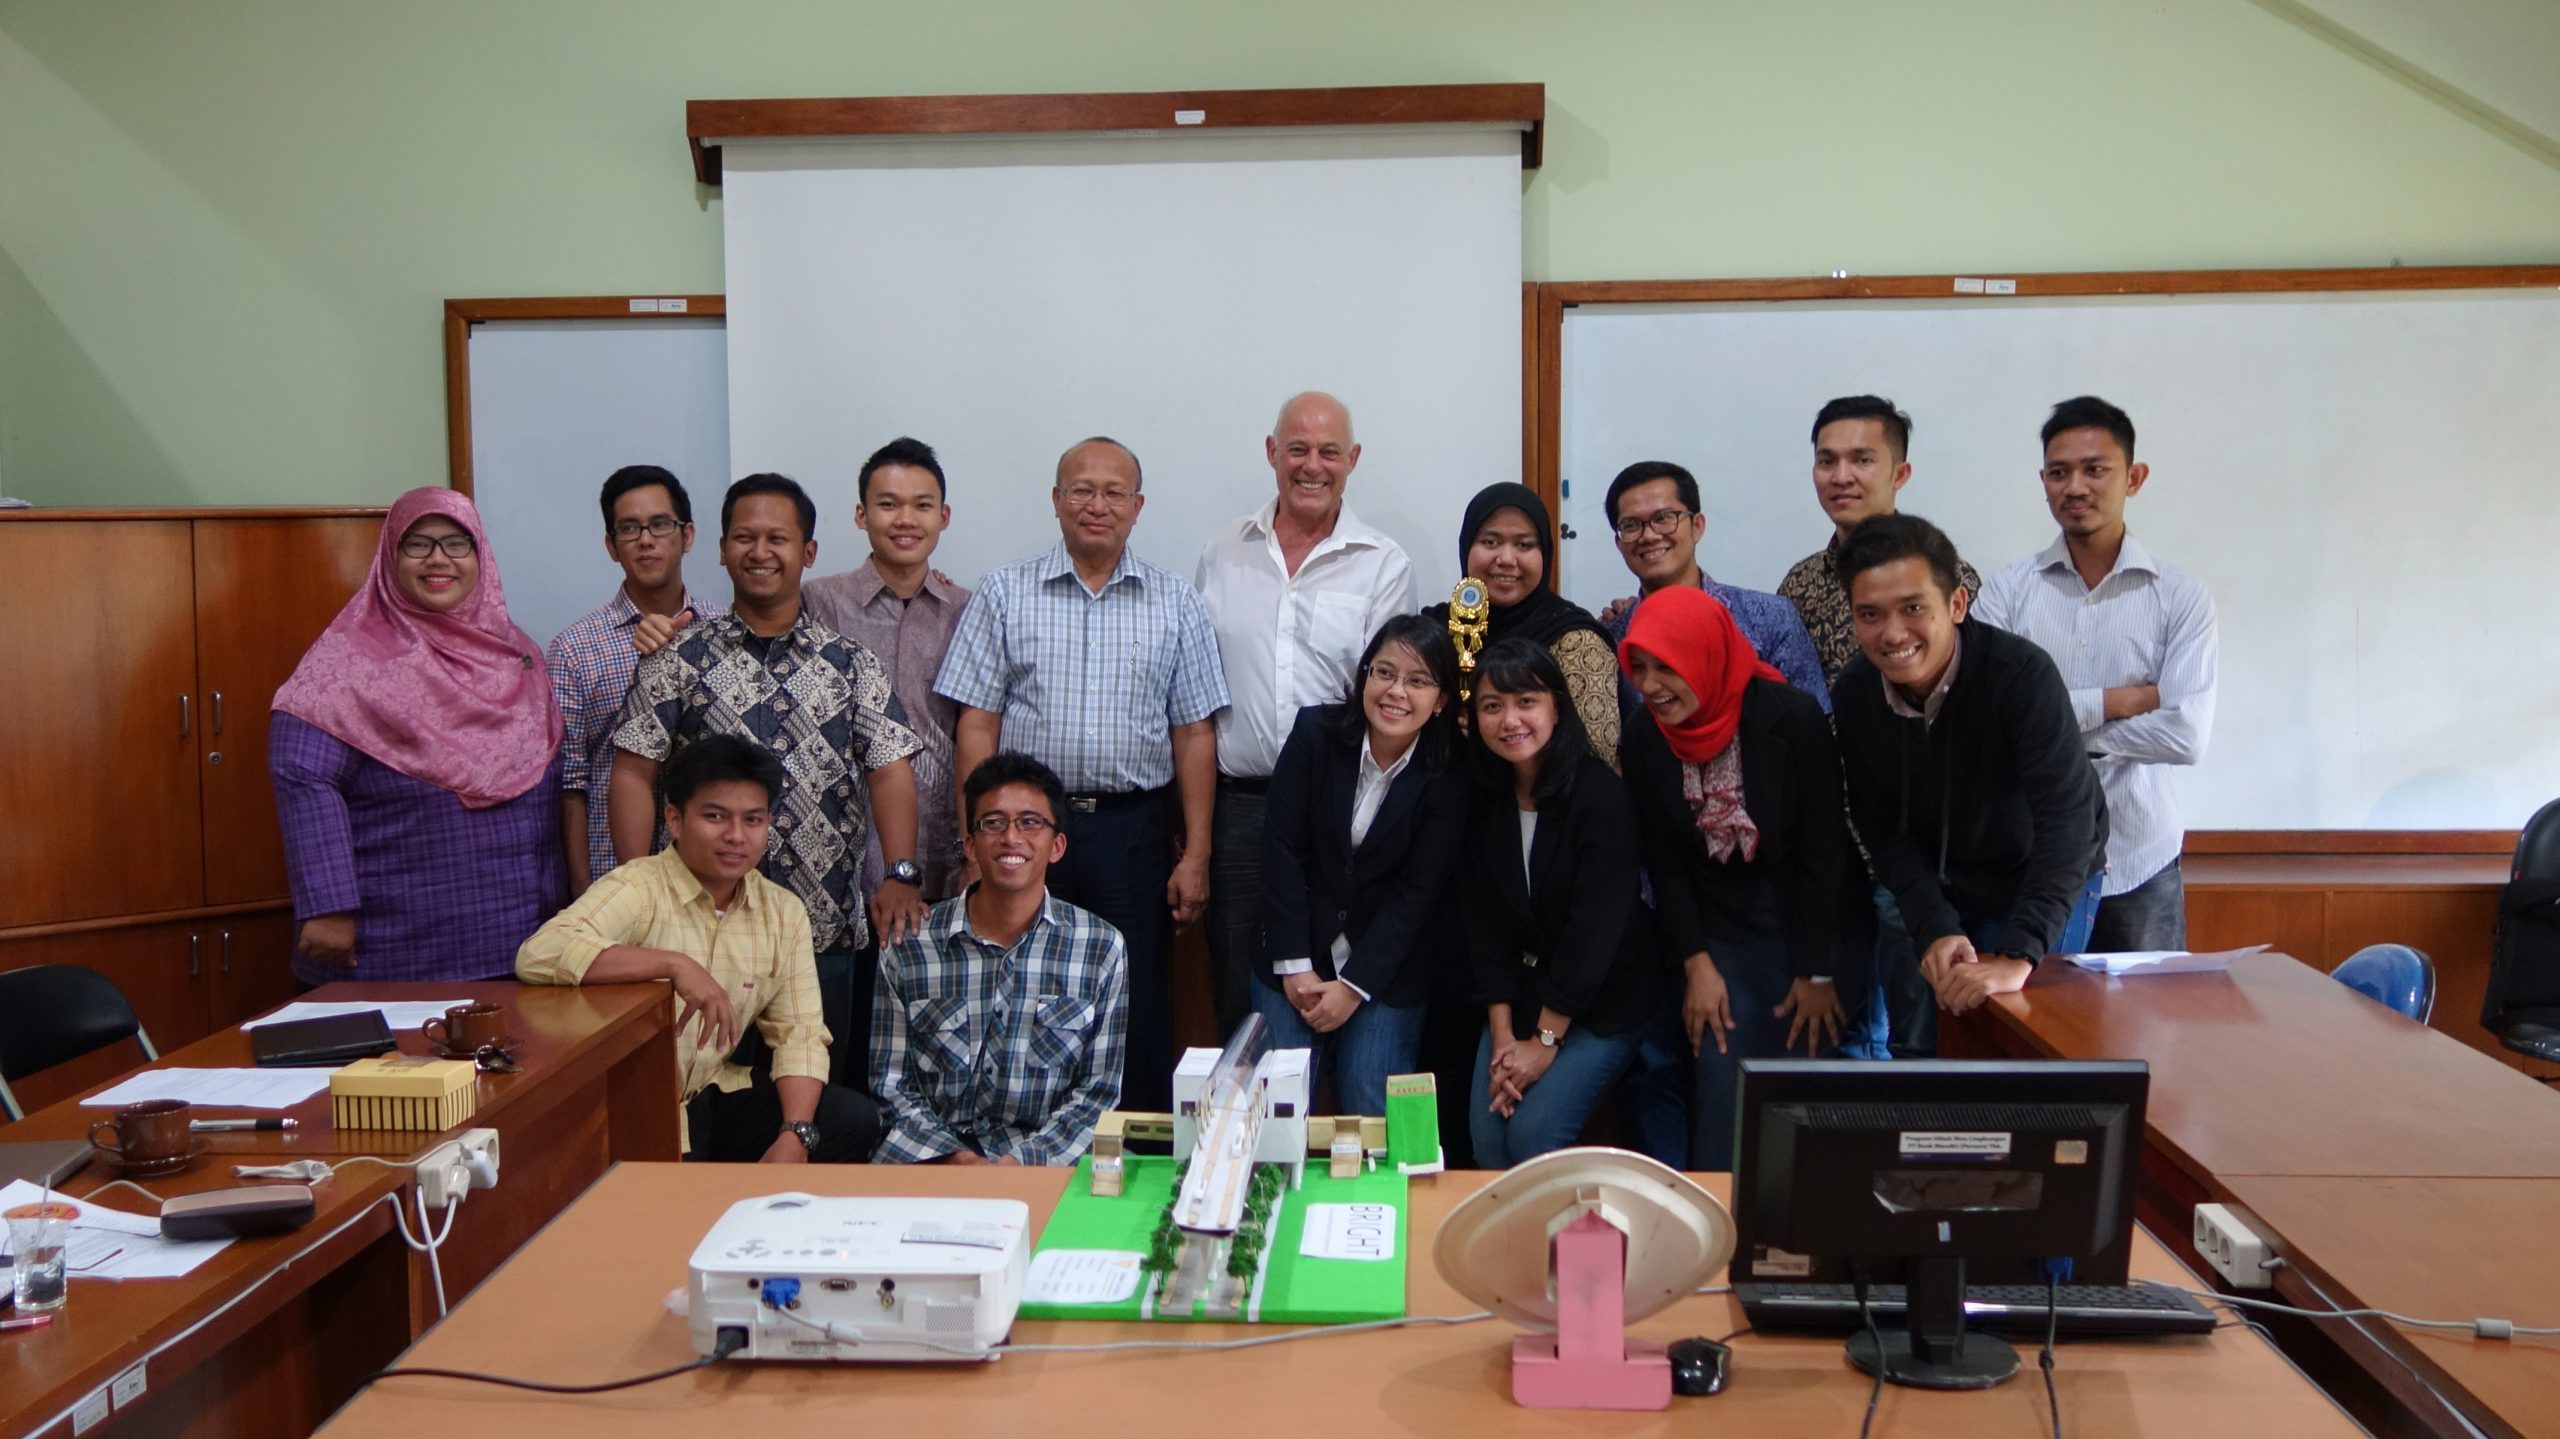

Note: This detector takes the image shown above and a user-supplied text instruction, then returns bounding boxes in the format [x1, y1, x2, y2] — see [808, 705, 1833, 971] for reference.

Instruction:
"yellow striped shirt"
[515, 848, 832, 1124]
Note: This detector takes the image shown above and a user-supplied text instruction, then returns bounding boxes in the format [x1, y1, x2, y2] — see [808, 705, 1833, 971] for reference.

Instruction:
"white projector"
[687, 1193, 1030, 1362]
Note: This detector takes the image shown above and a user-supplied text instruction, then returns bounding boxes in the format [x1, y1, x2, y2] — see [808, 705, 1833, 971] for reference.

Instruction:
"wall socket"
[2193, 1202, 2275, 1289]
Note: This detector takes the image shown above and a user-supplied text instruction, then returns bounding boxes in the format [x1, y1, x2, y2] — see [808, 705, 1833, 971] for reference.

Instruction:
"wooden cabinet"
[0, 509, 382, 1075]
[0, 921, 214, 1114]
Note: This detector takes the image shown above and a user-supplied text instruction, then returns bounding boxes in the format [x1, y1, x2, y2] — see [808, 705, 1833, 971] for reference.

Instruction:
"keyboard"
[1738, 1280, 2218, 1338]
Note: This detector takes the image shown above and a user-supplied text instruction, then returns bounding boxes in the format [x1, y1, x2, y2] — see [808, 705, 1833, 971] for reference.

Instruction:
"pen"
[1, 1314, 55, 1332]
[189, 1118, 296, 1132]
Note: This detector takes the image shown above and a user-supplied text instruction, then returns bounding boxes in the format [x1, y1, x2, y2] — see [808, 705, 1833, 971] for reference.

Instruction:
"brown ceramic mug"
[88, 1098, 192, 1164]
[421, 1002, 507, 1053]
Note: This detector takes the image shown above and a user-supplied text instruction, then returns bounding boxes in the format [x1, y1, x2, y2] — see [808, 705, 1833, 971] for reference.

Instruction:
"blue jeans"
[1468, 1027, 1639, 1169]
[1249, 982, 1426, 1118]
[1688, 926, 1840, 1171]
[1852, 873, 2104, 1059]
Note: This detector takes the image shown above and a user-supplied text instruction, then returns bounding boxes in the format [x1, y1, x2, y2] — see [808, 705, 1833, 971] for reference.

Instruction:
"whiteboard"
[467, 317, 731, 647]
[1557, 289, 2560, 830]
[717, 127, 1523, 603]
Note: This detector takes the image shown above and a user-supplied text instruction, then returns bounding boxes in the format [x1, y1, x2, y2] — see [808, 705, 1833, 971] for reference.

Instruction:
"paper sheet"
[2066, 944, 2270, 976]
[242, 999, 471, 1032]
[0, 1179, 233, 1279]
[83, 1068, 335, 1110]
[1022, 1249, 1142, 1305]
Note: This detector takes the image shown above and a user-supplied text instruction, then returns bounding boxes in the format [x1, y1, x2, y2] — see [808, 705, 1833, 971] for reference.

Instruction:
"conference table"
[313, 1163, 2362, 1439]
[0, 981, 679, 1439]
[1943, 951, 2560, 1439]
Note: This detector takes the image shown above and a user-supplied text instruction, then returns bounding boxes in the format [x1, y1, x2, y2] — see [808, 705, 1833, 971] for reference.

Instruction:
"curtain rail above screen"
[684, 83, 1545, 185]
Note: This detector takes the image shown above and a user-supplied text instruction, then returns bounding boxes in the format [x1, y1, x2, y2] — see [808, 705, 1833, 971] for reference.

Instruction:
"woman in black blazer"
[1462, 638, 1658, 1167]
[1618, 586, 1866, 1167]
[1257, 615, 1469, 1117]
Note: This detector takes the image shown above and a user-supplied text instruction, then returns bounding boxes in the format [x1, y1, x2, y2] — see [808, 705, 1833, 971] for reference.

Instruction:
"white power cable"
[2173, 1286, 2560, 1339]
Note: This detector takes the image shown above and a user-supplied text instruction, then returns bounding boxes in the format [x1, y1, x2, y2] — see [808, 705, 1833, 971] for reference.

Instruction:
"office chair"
[0, 965, 161, 1121]
[2483, 799, 2560, 1065]
[2330, 944, 2436, 1024]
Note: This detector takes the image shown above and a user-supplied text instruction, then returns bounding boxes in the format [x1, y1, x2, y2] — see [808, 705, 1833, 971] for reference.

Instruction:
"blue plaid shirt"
[870, 890, 1129, 1165]
[1606, 574, 1832, 715]
[547, 584, 709, 882]
[932, 544, 1229, 793]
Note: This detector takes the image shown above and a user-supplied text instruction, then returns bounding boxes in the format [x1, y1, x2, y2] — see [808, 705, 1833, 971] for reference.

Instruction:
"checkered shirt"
[869, 890, 1128, 1165]
[547, 584, 709, 882]
[932, 544, 1229, 793]
[612, 608, 921, 952]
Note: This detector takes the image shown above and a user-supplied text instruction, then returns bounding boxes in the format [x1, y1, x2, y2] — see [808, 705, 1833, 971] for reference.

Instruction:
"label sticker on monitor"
[2054, 1139, 2089, 1165]
[1898, 1130, 2012, 1158]
[1751, 1246, 1814, 1277]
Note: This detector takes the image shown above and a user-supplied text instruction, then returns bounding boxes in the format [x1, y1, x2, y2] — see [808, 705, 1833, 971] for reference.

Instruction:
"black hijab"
[1424, 482, 1608, 650]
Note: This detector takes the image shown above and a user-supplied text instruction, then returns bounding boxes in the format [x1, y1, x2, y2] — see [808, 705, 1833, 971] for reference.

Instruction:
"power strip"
[417, 1128, 503, 1210]
[2193, 1202, 2275, 1289]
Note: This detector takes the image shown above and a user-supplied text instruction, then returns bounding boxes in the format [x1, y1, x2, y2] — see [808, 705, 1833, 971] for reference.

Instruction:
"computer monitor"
[1732, 1058, 2149, 1390]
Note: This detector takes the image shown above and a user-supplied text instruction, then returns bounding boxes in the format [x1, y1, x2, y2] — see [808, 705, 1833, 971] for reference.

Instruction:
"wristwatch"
[782, 1120, 820, 1152]
[1537, 1027, 1560, 1048]
[884, 858, 922, 887]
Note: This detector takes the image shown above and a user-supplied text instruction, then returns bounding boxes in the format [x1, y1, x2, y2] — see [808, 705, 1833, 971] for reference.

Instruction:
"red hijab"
[272, 487, 560, 808]
[1616, 586, 1782, 763]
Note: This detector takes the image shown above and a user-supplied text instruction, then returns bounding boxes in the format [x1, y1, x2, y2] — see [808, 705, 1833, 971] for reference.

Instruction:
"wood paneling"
[0, 522, 202, 926]
[2187, 829, 2517, 856]
[685, 84, 1548, 185]
[2188, 888, 2328, 969]
[0, 921, 214, 1114]
[192, 516, 381, 903]
[211, 910, 299, 1032]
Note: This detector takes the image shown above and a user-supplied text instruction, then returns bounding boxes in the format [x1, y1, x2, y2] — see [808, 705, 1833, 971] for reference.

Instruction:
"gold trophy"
[1446, 577, 1489, 703]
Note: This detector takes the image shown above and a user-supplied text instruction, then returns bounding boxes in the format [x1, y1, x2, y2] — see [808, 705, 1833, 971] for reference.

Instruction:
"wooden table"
[0, 981, 679, 1439]
[315, 1164, 2363, 1439]
[1945, 951, 2560, 1439]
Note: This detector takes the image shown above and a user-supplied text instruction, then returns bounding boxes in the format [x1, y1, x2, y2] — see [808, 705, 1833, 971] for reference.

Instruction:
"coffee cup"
[422, 1001, 507, 1053]
[88, 1098, 192, 1165]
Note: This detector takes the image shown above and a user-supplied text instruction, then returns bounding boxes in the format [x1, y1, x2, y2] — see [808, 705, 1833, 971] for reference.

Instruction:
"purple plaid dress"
[271, 712, 567, 985]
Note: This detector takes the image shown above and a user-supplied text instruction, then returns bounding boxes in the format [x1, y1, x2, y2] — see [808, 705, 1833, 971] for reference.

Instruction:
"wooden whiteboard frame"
[442, 295, 727, 498]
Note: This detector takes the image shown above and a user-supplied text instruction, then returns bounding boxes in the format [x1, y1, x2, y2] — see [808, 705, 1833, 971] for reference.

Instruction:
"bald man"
[1193, 392, 1418, 1035]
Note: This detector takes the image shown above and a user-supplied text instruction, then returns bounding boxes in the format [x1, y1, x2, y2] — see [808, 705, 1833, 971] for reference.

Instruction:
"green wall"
[3, 0, 2555, 507]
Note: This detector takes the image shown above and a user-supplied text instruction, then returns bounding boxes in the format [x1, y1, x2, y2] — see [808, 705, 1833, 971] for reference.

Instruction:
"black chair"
[0, 965, 160, 1121]
[2483, 799, 2560, 1066]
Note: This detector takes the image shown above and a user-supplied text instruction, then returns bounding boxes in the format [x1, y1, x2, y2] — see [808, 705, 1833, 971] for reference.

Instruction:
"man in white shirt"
[1972, 396, 2218, 951]
[1194, 391, 1418, 1034]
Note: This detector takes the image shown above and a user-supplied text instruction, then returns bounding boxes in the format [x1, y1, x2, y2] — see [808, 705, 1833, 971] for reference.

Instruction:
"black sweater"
[1624, 677, 1864, 986]
[1461, 753, 1659, 1039]
[1831, 619, 2109, 959]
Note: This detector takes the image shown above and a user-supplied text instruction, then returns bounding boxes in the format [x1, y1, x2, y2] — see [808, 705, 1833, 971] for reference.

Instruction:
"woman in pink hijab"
[269, 487, 566, 986]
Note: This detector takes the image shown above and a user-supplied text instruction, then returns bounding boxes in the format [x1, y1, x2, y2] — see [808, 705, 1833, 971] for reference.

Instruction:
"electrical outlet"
[457, 1128, 501, 1189]
[415, 1140, 473, 1211]
[2193, 1203, 2274, 1289]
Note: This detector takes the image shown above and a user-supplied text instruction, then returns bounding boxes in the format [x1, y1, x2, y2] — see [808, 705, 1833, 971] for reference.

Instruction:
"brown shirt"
[803, 561, 972, 902]
[1777, 540, 1985, 687]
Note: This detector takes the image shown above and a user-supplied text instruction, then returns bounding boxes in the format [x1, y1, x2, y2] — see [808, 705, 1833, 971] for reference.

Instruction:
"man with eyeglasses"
[1193, 392, 1417, 1038]
[934, 437, 1228, 1111]
[1594, 460, 1828, 715]
[871, 751, 1128, 1164]
[546, 465, 711, 895]
[1969, 397, 2217, 952]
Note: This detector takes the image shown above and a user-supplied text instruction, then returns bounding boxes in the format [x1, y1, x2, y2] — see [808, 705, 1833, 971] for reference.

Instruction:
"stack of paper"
[2065, 943, 2270, 976]
[242, 999, 471, 1031]
[83, 1068, 335, 1109]
[0, 1179, 232, 1279]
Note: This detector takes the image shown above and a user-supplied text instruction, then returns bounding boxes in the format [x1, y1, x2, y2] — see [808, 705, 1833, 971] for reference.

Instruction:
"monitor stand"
[1844, 1258, 2019, 1391]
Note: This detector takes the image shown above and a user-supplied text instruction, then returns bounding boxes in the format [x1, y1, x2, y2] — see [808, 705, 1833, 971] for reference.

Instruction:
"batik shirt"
[613, 608, 921, 952]
[1779, 541, 1985, 687]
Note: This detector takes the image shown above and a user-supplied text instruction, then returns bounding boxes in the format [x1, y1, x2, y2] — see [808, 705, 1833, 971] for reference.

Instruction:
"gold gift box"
[329, 1055, 478, 1132]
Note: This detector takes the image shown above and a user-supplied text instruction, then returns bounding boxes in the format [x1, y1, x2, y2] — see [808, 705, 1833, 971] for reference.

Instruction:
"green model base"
[1021, 1155, 1407, 1324]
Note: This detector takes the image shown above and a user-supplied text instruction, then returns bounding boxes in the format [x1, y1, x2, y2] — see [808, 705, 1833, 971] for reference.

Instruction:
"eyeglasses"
[1059, 485, 1139, 511]
[1612, 507, 1695, 541]
[397, 533, 478, 560]
[1362, 663, 1442, 692]
[972, 812, 1057, 836]
[612, 516, 684, 541]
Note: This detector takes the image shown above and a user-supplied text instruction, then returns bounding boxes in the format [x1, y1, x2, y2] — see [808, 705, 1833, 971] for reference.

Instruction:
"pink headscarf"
[272, 487, 560, 808]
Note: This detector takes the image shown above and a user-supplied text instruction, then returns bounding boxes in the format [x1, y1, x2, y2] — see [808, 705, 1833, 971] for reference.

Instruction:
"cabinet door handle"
[180, 693, 192, 739]
[220, 930, 233, 974]
[213, 692, 225, 737]
[189, 932, 201, 979]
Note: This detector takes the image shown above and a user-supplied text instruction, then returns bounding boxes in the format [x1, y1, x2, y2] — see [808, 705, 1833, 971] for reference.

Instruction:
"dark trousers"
[1205, 784, 1269, 1037]
[1049, 791, 1174, 1112]
[814, 944, 878, 1091]
[2089, 860, 2187, 952]
[686, 1066, 882, 1163]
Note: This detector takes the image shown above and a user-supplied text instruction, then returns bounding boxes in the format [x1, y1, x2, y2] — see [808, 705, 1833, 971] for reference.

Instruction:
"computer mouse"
[1667, 1336, 1731, 1397]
